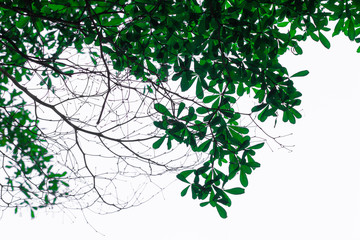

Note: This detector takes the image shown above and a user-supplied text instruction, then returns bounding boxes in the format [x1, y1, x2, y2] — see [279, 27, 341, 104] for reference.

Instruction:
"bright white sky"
[1, 32, 360, 240]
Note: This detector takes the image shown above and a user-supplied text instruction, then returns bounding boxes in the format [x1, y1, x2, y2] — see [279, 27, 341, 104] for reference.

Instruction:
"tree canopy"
[0, 0, 359, 218]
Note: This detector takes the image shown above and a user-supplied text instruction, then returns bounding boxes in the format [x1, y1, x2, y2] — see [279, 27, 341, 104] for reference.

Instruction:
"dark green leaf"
[84, 35, 95, 45]
[290, 108, 302, 119]
[176, 170, 194, 183]
[181, 71, 195, 91]
[90, 56, 97, 66]
[309, 31, 319, 41]
[154, 103, 173, 117]
[191, 184, 198, 199]
[196, 107, 208, 114]
[224, 188, 245, 195]
[197, 139, 211, 152]
[319, 31, 331, 49]
[196, 80, 204, 99]
[282, 110, 289, 122]
[287, 111, 296, 124]
[240, 171, 248, 187]
[103, 17, 123, 26]
[294, 44, 303, 55]
[200, 202, 210, 207]
[216, 204, 227, 219]
[332, 18, 344, 37]
[247, 162, 261, 168]
[61, 181, 69, 187]
[203, 95, 219, 103]
[251, 103, 267, 112]
[146, 59, 157, 73]
[348, 18, 355, 41]
[248, 142, 265, 150]
[237, 83, 245, 96]
[194, 60, 207, 79]
[229, 126, 249, 135]
[16, 16, 30, 29]
[291, 70, 309, 78]
[277, 22, 289, 27]
[177, 102, 185, 117]
[152, 135, 166, 149]
[181, 185, 190, 197]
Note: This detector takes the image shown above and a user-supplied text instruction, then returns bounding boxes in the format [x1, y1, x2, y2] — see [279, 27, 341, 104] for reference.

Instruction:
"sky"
[1, 32, 360, 239]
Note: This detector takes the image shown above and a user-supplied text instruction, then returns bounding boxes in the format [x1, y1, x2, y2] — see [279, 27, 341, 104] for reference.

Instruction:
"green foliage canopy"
[0, 0, 359, 218]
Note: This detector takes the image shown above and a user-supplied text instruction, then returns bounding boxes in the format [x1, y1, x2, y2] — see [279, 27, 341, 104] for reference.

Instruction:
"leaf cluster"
[0, 0, 359, 218]
[0, 81, 68, 217]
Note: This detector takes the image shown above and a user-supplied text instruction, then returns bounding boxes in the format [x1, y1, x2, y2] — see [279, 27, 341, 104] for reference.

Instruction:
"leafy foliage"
[0, 0, 359, 218]
[0, 73, 68, 217]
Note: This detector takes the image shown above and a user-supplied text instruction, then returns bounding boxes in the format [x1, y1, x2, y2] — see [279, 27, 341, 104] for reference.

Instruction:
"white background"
[1, 33, 360, 239]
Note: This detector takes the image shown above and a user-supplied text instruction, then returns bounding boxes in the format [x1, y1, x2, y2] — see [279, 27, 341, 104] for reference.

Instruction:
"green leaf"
[282, 110, 289, 122]
[172, 72, 181, 81]
[191, 184, 198, 199]
[241, 165, 252, 174]
[176, 170, 194, 183]
[177, 102, 185, 117]
[181, 185, 190, 197]
[290, 108, 302, 119]
[277, 22, 289, 27]
[203, 95, 219, 103]
[287, 111, 296, 124]
[84, 34, 96, 45]
[216, 204, 227, 219]
[90, 56, 97, 66]
[251, 103, 267, 112]
[248, 142, 265, 150]
[348, 18, 355, 41]
[196, 80, 204, 99]
[200, 202, 210, 207]
[224, 188, 245, 195]
[229, 128, 245, 145]
[146, 59, 157, 73]
[229, 126, 249, 134]
[102, 46, 114, 54]
[16, 16, 30, 29]
[309, 31, 319, 41]
[38, 180, 45, 190]
[319, 31, 331, 49]
[294, 44, 303, 55]
[103, 17, 123, 26]
[196, 107, 208, 114]
[0, 85, 8, 91]
[240, 171, 248, 187]
[197, 139, 211, 152]
[154, 103, 173, 117]
[152, 135, 166, 149]
[194, 59, 207, 79]
[291, 70, 309, 78]
[47, 3, 66, 11]
[332, 18, 344, 37]
[247, 162, 261, 168]
[181, 71, 195, 91]
[61, 181, 69, 187]
[237, 83, 245, 96]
